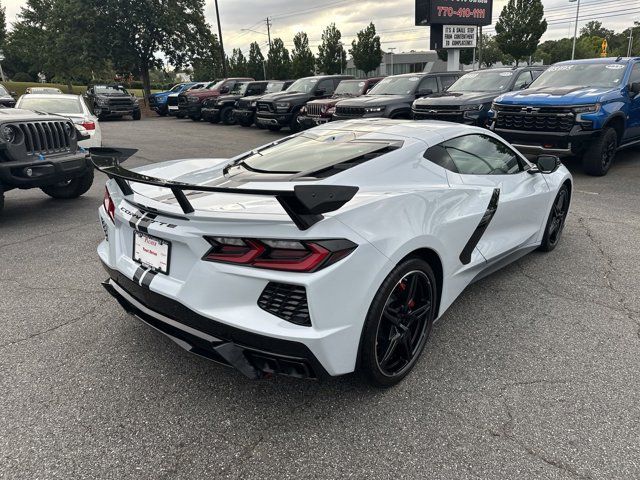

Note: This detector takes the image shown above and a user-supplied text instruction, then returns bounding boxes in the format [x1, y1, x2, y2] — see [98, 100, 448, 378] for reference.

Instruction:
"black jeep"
[85, 84, 141, 120]
[202, 81, 270, 125]
[255, 75, 353, 132]
[0, 109, 93, 215]
[232, 80, 293, 127]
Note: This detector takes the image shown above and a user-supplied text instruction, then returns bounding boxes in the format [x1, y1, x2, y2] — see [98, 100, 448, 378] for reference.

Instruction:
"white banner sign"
[442, 25, 477, 48]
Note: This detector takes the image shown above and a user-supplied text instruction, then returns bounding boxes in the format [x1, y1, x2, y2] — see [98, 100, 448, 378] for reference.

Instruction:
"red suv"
[297, 77, 383, 129]
[178, 78, 253, 121]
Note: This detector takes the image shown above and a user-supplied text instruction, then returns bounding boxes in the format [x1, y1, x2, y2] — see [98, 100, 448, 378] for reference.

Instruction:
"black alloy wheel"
[539, 185, 570, 252]
[221, 107, 235, 125]
[359, 258, 437, 387]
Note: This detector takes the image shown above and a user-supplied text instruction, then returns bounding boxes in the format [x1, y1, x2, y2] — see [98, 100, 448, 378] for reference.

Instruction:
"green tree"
[580, 21, 613, 40]
[479, 34, 503, 68]
[317, 23, 346, 75]
[190, 30, 224, 80]
[290, 32, 315, 78]
[267, 38, 290, 80]
[350, 23, 382, 75]
[247, 42, 265, 80]
[0, 1, 6, 53]
[495, 0, 547, 65]
[103, 0, 212, 97]
[229, 48, 248, 77]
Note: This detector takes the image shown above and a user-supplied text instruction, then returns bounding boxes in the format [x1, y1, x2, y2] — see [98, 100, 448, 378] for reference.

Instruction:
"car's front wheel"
[40, 169, 94, 199]
[359, 258, 437, 387]
[221, 107, 235, 125]
[583, 127, 617, 176]
[538, 184, 570, 252]
[133, 109, 141, 121]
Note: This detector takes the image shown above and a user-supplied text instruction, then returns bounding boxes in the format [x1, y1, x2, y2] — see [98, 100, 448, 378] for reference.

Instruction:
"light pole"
[628, 25, 635, 57]
[214, 0, 227, 77]
[570, 0, 581, 60]
[388, 47, 396, 76]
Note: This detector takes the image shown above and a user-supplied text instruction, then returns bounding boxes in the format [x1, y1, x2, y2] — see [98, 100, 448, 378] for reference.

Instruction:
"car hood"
[309, 95, 355, 107]
[337, 95, 412, 106]
[495, 86, 614, 106]
[259, 91, 310, 103]
[185, 89, 219, 99]
[217, 94, 242, 103]
[150, 90, 172, 98]
[417, 91, 499, 106]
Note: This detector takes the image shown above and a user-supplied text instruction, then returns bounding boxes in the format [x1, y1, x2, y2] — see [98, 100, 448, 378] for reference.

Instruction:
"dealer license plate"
[133, 231, 170, 274]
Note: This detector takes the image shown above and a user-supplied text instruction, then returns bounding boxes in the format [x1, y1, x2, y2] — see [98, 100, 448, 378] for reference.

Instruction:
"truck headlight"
[572, 104, 600, 114]
[275, 102, 290, 112]
[2, 125, 18, 143]
[251, 101, 257, 107]
[364, 106, 385, 113]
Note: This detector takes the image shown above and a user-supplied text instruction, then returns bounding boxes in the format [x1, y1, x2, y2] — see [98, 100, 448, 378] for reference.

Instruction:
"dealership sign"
[442, 25, 477, 48]
[416, 0, 493, 26]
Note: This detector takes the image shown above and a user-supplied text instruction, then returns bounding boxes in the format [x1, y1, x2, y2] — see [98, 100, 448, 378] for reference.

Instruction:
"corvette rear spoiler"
[90, 148, 358, 230]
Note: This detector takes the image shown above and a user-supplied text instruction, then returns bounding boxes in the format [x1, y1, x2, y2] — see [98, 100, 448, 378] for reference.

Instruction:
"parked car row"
[152, 56, 639, 176]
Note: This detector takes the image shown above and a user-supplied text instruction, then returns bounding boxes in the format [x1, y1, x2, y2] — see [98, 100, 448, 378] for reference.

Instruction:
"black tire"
[582, 127, 617, 176]
[289, 112, 301, 133]
[267, 125, 282, 132]
[190, 115, 201, 122]
[158, 107, 168, 117]
[177, 113, 185, 119]
[133, 109, 141, 120]
[538, 184, 570, 252]
[40, 169, 94, 199]
[359, 258, 437, 388]
[221, 107, 235, 125]
[239, 120, 253, 127]
[208, 116, 220, 124]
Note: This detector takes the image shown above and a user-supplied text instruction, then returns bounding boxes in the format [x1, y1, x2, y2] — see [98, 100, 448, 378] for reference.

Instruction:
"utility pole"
[388, 47, 396, 76]
[628, 25, 635, 57]
[265, 17, 272, 79]
[478, 26, 483, 69]
[214, 0, 227, 77]
[570, 0, 581, 61]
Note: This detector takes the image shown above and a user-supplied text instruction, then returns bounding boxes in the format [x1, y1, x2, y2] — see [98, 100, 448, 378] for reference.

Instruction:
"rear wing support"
[91, 153, 358, 230]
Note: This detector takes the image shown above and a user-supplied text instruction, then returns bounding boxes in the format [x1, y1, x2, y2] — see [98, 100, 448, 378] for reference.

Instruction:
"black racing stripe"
[459, 188, 500, 265]
[133, 266, 146, 284]
[141, 270, 157, 288]
[137, 213, 157, 234]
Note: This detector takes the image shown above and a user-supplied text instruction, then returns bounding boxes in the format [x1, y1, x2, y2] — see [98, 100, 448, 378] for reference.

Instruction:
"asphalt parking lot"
[1, 116, 639, 479]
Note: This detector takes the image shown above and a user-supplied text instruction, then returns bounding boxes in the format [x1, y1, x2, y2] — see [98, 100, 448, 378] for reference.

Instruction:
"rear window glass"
[240, 131, 401, 173]
[19, 97, 83, 114]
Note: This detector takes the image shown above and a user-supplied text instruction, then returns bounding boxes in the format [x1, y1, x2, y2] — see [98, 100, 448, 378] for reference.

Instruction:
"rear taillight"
[82, 120, 96, 131]
[203, 237, 357, 272]
[103, 187, 115, 222]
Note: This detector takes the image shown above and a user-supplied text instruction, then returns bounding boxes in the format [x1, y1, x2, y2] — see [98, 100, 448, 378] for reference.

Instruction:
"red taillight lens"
[82, 120, 96, 131]
[103, 187, 115, 222]
[203, 237, 357, 272]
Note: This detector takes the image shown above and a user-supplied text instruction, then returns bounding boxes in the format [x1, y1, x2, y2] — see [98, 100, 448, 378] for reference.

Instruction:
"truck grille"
[335, 106, 365, 117]
[414, 111, 464, 122]
[15, 121, 72, 155]
[256, 102, 273, 113]
[306, 103, 324, 117]
[494, 105, 575, 132]
[237, 99, 251, 109]
[414, 104, 461, 111]
[258, 282, 310, 326]
[108, 98, 133, 109]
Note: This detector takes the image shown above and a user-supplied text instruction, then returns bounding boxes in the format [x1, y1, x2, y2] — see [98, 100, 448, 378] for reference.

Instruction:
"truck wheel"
[177, 113, 185, 119]
[582, 127, 617, 176]
[221, 107, 235, 125]
[133, 110, 141, 121]
[41, 169, 94, 199]
[190, 115, 201, 122]
[209, 116, 220, 124]
[158, 107, 168, 117]
[289, 112, 301, 133]
[239, 117, 254, 127]
[267, 125, 281, 132]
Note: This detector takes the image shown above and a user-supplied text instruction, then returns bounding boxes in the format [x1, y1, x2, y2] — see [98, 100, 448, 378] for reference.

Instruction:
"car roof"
[556, 57, 639, 65]
[19, 93, 82, 99]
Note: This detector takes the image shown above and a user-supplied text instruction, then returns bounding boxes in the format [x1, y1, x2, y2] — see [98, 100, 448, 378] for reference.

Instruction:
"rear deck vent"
[258, 282, 311, 326]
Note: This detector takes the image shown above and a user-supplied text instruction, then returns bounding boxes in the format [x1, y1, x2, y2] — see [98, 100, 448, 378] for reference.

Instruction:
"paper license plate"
[133, 231, 170, 274]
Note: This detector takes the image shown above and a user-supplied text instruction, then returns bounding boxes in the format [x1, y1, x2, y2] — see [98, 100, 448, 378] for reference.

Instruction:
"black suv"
[412, 66, 546, 126]
[202, 81, 270, 125]
[0, 109, 93, 214]
[85, 84, 141, 120]
[256, 75, 353, 132]
[232, 80, 294, 127]
[333, 72, 463, 121]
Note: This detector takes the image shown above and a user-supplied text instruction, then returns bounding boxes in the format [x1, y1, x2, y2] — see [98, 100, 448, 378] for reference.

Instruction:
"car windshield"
[169, 84, 184, 92]
[335, 81, 364, 96]
[368, 76, 422, 95]
[0, 85, 9, 95]
[265, 82, 284, 93]
[448, 71, 514, 92]
[208, 80, 225, 90]
[231, 83, 249, 95]
[94, 85, 128, 94]
[241, 131, 398, 173]
[19, 97, 83, 114]
[286, 78, 318, 94]
[530, 63, 627, 89]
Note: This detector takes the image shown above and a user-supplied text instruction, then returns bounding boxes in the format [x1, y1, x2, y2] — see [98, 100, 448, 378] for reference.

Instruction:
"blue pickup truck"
[489, 57, 640, 176]
[148, 82, 197, 116]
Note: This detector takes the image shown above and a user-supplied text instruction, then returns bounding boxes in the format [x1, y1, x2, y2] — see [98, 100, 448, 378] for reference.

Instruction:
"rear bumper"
[102, 264, 328, 380]
[0, 153, 91, 188]
[491, 124, 598, 156]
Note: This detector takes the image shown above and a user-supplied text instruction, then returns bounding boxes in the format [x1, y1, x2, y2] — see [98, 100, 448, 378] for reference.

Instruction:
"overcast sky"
[3, 0, 636, 55]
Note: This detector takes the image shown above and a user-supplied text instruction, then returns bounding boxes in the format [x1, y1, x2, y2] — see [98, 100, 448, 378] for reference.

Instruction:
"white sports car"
[95, 119, 572, 387]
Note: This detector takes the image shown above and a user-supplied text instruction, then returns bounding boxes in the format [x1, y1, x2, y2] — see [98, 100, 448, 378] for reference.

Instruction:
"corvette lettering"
[120, 206, 177, 228]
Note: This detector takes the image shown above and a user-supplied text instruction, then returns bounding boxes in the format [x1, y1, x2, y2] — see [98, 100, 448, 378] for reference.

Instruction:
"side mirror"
[533, 155, 561, 174]
[220, 86, 230, 94]
[630, 82, 640, 95]
[417, 88, 433, 97]
[314, 89, 326, 96]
